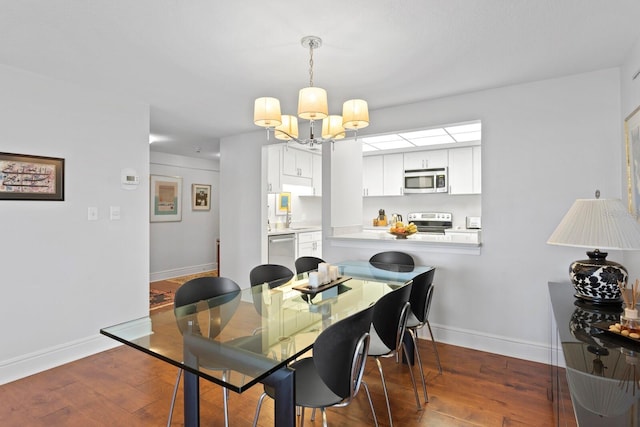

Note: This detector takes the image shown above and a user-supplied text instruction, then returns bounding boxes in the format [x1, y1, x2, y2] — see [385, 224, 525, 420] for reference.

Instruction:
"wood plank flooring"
[0, 275, 565, 426]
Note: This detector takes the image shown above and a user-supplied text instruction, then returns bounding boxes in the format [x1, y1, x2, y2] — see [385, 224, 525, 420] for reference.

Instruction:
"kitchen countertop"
[330, 226, 482, 255]
[268, 226, 321, 236]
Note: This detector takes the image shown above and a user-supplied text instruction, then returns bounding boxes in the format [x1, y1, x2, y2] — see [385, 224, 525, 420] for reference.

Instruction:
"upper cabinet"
[283, 147, 313, 178]
[403, 149, 448, 170]
[266, 144, 321, 194]
[363, 153, 404, 197]
[383, 153, 404, 196]
[267, 144, 282, 193]
[448, 146, 481, 195]
[363, 156, 384, 196]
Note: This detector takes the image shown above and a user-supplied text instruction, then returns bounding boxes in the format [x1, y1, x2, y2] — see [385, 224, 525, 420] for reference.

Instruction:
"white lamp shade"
[321, 115, 345, 139]
[254, 97, 282, 127]
[547, 198, 640, 250]
[297, 87, 328, 120]
[275, 115, 299, 141]
[342, 99, 369, 130]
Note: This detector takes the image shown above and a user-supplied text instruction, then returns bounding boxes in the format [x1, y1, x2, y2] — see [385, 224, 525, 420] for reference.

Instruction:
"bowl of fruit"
[389, 221, 418, 239]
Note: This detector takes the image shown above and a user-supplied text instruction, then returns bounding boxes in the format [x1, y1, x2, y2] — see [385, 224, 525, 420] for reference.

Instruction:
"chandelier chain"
[308, 42, 314, 87]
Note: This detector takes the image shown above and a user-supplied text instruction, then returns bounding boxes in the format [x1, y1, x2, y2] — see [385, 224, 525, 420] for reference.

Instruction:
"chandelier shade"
[342, 99, 370, 130]
[275, 115, 299, 141]
[253, 35, 369, 146]
[254, 97, 282, 127]
[298, 87, 328, 120]
[322, 115, 345, 139]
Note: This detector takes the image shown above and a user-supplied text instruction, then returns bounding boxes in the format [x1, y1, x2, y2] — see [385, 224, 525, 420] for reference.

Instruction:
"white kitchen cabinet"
[267, 144, 282, 193]
[448, 146, 481, 194]
[383, 153, 404, 196]
[403, 149, 448, 170]
[363, 154, 404, 196]
[283, 147, 313, 178]
[362, 156, 384, 196]
[473, 145, 482, 193]
[297, 231, 322, 258]
[312, 153, 322, 196]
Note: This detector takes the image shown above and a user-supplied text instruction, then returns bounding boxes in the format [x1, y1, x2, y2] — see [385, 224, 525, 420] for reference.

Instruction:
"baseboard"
[150, 262, 217, 282]
[0, 335, 121, 385]
[416, 322, 551, 365]
[0, 317, 153, 385]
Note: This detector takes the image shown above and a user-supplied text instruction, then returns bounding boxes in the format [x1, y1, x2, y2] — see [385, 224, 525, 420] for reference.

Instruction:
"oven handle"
[269, 236, 296, 243]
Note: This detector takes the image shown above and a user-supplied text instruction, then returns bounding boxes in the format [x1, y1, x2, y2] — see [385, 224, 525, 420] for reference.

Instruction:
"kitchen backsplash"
[363, 193, 481, 229]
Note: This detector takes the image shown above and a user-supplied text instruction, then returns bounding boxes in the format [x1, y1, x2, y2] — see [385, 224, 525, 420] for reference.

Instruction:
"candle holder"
[618, 280, 640, 337]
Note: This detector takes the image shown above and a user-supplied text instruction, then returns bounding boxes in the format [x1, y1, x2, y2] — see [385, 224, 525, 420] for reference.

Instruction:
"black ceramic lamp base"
[570, 249, 626, 304]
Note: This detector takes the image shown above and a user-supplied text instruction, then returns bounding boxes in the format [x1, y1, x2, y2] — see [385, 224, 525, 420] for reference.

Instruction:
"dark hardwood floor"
[0, 339, 559, 426]
[0, 275, 563, 426]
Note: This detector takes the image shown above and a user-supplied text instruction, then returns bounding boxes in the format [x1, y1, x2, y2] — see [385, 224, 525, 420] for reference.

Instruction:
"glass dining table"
[100, 260, 433, 427]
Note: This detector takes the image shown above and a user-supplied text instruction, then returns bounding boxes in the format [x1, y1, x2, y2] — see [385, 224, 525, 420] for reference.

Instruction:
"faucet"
[286, 208, 291, 228]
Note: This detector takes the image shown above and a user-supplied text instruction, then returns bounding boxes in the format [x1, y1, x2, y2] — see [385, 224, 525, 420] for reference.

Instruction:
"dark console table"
[549, 281, 640, 426]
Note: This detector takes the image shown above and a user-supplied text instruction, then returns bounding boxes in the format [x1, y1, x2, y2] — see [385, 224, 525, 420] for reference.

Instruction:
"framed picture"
[625, 105, 640, 218]
[150, 175, 182, 222]
[277, 192, 291, 215]
[0, 152, 65, 201]
[192, 183, 211, 211]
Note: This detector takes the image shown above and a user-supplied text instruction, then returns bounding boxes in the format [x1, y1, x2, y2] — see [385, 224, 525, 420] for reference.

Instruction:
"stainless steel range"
[407, 212, 452, 234]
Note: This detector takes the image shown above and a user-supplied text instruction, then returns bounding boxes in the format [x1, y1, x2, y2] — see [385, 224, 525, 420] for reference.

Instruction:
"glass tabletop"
[101, 272, 412, 393]
[335, 260, 433, 282]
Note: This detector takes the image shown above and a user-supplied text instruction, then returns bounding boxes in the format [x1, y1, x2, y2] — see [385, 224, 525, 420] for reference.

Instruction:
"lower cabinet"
[297, 231, 322, 259]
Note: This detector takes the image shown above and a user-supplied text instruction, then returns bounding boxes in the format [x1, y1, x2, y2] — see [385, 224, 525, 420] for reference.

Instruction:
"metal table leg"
[262, 366, 295, 427]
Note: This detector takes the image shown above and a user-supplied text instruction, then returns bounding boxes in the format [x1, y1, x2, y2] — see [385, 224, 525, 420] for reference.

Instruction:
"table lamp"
[547, 190, 640, 303]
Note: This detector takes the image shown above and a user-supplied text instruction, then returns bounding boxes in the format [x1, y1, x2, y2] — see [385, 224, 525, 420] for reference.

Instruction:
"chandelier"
[253, 36, 370, 147]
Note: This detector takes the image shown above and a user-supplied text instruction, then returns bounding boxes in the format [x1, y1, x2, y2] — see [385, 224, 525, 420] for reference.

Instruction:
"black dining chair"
[252, 305, 378, 427]
[168, 276, 242, 427]
[369, 251, 415, 272]
[368, 282, 421, 426]
[295, 256, 325, 274]
[249, 263, 294, 288]
[406, 268, 440, 403]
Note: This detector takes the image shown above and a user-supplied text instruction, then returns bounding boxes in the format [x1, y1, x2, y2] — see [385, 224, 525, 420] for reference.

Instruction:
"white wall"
[327, 68, 623, 364]
[150, 152, 220, 281]
[219, 132, 267, 285]
[0, 65, 149, 384]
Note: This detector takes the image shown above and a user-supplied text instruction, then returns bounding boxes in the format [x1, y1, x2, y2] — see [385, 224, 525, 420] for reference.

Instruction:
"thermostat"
[121, 168, 140, 190]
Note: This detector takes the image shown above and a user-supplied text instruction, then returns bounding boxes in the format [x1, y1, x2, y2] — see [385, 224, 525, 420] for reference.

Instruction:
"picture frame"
[277, 192, 291, 215]
[0, 152, 65, 201]
[192, 183, 211, 211]
[625, 105, 640, 219]
[150, 175, 182, 222]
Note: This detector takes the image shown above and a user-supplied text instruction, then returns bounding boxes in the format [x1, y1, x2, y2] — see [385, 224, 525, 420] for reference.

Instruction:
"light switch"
[88, 207, 98, 221]
[110, 206, 121, 220]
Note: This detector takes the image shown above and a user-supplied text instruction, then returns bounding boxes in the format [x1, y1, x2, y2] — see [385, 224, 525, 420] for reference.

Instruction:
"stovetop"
[407, 212, 453, 234]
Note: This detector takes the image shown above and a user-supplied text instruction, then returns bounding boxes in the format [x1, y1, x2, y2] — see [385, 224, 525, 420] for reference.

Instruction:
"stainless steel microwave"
[404, 167, 448, 193]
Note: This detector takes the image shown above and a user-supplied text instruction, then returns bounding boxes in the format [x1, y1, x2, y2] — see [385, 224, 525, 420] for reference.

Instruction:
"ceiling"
[2, 1, 640, 159]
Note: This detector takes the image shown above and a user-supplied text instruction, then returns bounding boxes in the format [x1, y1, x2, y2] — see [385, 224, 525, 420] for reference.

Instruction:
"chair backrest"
[313, 305, 374, 401]
[249, 264, 294, 289]
[369, 251, 415, 272]
[173, 276, 241, 338]
[372, 283, 413, 351]
[295, 256, 325, 274]
[408, 268, 436, 324]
